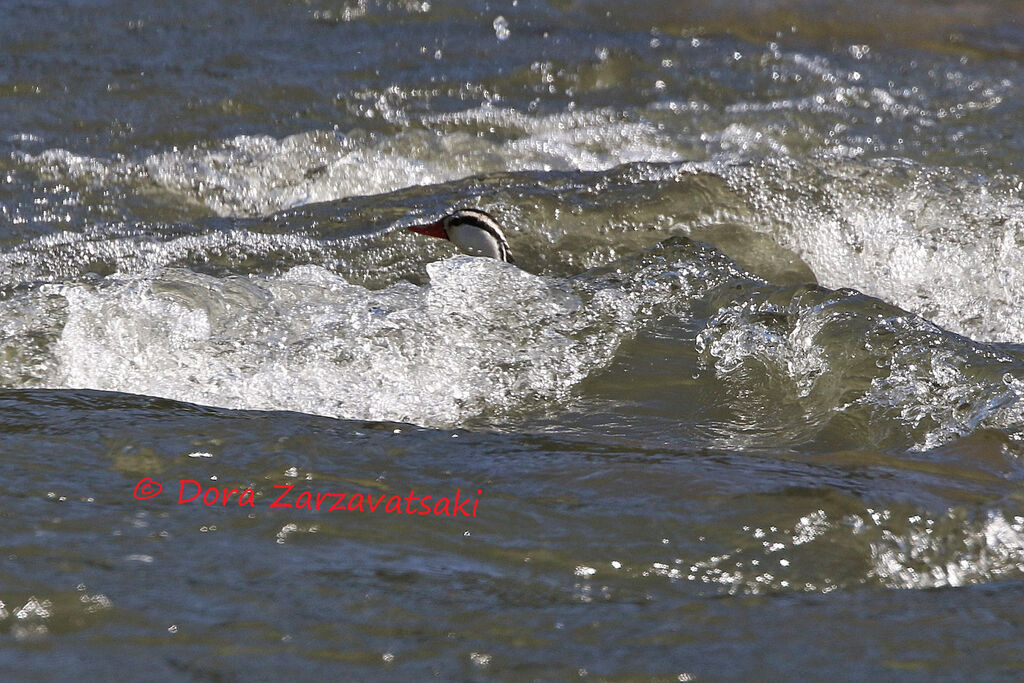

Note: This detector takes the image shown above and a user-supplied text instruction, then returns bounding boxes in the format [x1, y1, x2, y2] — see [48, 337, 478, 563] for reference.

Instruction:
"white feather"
[445, 222, 507, 260]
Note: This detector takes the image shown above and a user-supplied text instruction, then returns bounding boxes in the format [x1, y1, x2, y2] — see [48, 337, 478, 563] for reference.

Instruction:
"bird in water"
[406, 208, 515, 264]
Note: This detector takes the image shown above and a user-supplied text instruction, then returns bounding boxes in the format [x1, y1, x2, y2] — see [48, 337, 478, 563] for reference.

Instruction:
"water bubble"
[492, 15, 509, 41]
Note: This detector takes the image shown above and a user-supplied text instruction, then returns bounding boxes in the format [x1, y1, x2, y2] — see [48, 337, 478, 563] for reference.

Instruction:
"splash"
[44, 258, 633, 426]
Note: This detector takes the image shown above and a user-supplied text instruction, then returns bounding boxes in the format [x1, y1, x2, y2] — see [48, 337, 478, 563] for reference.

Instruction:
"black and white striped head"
[406, 208, 515, 264]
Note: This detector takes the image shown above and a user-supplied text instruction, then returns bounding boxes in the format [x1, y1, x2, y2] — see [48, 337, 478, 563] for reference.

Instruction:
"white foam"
[0, 226, 333, 289]
[723, 160, 1024, 343]
[140, 109, 683, 216]
[693, 277, 1024, 451]
[15, 107, 1024, 349]
[47, 258, 633, 426]
[144, 131, 440, 216]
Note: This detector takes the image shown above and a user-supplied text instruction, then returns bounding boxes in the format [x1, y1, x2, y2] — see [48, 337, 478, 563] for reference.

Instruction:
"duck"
[406, 208, 515, 264]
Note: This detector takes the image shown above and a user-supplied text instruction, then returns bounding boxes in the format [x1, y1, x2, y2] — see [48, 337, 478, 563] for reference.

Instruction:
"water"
[1, 0, 1023, 677]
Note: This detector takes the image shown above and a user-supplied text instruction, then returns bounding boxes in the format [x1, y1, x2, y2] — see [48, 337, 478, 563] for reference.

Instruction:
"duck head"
[406, 208, 515, 264]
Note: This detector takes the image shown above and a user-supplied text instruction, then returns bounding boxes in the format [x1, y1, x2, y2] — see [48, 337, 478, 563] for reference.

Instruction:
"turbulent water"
[2, 0, 1023, 677]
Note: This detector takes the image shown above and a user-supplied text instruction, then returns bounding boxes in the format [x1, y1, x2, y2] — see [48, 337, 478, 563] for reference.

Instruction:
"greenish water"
[1, 0, 1023, 678]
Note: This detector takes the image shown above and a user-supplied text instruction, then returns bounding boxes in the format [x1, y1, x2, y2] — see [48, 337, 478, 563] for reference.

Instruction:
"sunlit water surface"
[1, 0, 1023, 677]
